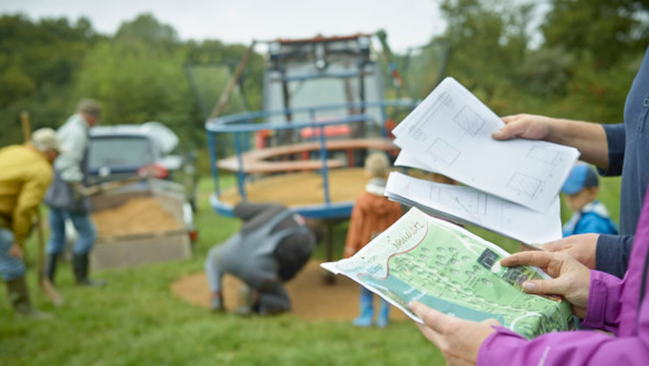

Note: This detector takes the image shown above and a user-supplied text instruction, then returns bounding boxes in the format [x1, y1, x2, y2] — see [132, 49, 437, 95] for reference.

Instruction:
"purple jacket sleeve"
[580, 270, 623, 333]
[477, 271, 640, 365]
[477, 327, 649, 365]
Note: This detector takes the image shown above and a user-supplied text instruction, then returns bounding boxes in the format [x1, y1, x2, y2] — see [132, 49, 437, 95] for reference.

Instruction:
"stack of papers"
[387, 77, 580, 245]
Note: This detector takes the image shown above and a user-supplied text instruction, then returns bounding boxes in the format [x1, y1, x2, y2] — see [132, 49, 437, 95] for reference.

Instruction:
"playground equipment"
[203, 33, 422, 215]
[197, 32, 448, 270]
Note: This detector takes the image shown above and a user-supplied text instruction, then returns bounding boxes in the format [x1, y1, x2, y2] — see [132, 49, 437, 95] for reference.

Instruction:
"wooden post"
[207, 40, 257, 121]
[322, 219, 336, 285]
[20, 111, 64, 306]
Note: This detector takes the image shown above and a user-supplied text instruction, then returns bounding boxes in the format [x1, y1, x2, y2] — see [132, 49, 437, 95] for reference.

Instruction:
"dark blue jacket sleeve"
[598, 123, 625, 177]
[596, 234, 634, 278]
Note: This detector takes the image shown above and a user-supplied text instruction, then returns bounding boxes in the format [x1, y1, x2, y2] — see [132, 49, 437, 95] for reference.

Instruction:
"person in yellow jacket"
[0, 128, 61, 318]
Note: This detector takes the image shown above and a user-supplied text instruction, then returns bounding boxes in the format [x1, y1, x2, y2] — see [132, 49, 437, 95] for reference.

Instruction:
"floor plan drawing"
[427, 138, 461, 165]
[454, 106, 486, 136]
[527, 145, 561, 164]
[406, 91, 454, 142]
[392, 77, 580, 212]
[507, 173, 542, 198]
[385, 171, 562, 244]
[434, 186, 488, 220]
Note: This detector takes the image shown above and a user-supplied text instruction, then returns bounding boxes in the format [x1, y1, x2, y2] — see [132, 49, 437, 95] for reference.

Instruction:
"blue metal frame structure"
[205, 100, 417, 219]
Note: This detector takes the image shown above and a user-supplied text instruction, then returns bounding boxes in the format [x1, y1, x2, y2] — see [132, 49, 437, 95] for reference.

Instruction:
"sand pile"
[92, 197, 183, 237]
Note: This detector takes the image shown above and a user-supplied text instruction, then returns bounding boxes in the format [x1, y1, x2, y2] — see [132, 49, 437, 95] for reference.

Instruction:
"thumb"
[492, 121, 523, 140]
[481, 318, 502, 327]
[540, 240, 564, 252]
[521, 279, 565, 296]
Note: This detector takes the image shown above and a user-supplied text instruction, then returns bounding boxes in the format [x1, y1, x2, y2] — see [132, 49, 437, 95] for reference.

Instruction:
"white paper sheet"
[385, 171, 561, 245]
[392, 77, 580, 212]
[394, 149, 438, 172]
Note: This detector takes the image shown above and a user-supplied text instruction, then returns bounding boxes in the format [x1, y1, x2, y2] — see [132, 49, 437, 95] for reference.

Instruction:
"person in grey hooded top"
[205, 202, 318, 315]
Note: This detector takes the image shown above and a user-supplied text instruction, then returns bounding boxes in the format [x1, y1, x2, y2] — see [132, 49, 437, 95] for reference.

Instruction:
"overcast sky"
[1, 0, 446, 53]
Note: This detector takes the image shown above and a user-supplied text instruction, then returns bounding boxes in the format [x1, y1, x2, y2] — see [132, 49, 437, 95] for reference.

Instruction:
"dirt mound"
[92, 197, 182, 237]
[171, 260, 409, 322]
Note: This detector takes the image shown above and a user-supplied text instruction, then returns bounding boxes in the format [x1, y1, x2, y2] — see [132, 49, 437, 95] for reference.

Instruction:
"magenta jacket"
[477, 192, 649, 365]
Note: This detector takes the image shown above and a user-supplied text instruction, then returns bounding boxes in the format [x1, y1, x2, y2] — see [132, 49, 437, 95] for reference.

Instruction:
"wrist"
[544, 117, 568, 144]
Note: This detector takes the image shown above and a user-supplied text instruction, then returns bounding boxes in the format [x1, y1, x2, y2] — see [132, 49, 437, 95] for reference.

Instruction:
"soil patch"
[218, 168, 367, 207]
[92, 197, 182, 237]
[171, 260, 409, 322]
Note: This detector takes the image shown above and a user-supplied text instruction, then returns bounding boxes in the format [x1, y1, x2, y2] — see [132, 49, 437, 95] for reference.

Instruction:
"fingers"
[410, 301, 448, 334]
[481, 318, 502, 327]
[415, 322, 445, 347]
[493, 115, 526, 140]
[520, 278, 566, 297]
[8, 245, 24, 259]
[500, 251, 556, 268]
[411, 302, 447, 348]
[540, 239, 565, 252]
[501, 115, 520, 125]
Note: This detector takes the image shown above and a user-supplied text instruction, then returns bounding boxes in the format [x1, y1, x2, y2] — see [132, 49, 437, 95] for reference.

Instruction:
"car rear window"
[88, 136, 155, 170]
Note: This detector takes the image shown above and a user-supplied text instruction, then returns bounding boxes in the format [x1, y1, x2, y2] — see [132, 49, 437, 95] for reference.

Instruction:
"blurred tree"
[0, 14, 99, 145]
[437, 0, 532, 112]
[115, 13, 178, 45]
[522, 46, 576, 97]
[542, 0, 649, 69]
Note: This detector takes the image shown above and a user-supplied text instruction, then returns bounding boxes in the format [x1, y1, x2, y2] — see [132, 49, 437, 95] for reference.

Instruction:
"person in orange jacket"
[344, 152, 403, 327]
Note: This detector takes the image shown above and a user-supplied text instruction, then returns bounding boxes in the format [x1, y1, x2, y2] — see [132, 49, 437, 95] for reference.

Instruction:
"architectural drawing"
[507, 173, 541, 198]
[426, 138, 460, 165]
[407, 91, 454, 141]
[454, 106, 485, 136]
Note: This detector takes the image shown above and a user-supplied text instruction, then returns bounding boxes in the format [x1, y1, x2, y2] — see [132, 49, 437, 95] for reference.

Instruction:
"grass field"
[0, 174, 622, 365]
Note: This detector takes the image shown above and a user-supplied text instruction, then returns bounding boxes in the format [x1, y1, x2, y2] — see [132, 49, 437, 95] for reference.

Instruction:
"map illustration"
[322, 208, 574, 339]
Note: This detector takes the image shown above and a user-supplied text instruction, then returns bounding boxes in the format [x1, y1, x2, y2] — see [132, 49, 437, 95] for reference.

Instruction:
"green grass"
[0, 176, 443, 366]
[0, 174, 623, 365]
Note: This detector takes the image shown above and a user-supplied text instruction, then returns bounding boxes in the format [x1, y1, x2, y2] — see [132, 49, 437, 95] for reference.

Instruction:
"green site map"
[322, 207, 575, 339]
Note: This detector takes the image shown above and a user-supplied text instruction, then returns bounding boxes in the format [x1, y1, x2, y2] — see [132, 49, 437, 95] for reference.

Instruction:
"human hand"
[542, 234, 599, 269]
[343, 246, 356, 258]
[72, 182, 95, 200]
[410, 301, 500, 366]
[8, 243, 24, 259]
[492, 114, 558, 141]
[500, 251, 591, 318]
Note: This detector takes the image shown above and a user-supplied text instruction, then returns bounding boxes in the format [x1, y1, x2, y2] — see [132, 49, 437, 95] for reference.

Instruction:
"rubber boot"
[236, 285, 254, 316]
[45, 253, 58, 284]
[211, 292, 225, 312]
[73, 254, 106, 287]
[376, 299, 390, 328]
[352, 287, 374, 327]
[5, 277, 51, 319]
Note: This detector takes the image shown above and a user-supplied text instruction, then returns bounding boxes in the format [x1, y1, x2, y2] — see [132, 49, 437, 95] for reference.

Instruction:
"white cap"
[31, 128, 63, 153]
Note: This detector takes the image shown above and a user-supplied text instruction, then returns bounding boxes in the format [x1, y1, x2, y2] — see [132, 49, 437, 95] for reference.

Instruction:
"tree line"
[0, 13, 263, 160]
[0, 1, 647, 172]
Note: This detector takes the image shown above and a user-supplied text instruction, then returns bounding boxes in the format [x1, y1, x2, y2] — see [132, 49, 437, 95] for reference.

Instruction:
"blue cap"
[561, 163, 599, 195]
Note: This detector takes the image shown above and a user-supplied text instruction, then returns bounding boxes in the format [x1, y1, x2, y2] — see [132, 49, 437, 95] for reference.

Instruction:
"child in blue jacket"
[561, 163, 618, 237]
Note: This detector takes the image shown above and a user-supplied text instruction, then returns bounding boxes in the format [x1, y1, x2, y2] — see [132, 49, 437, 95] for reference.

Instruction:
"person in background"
[44, 99, 105, 287]
[0, 129, 61, 317]
[205, 202, 319, 315]
[344, 152, 403, 327]
[561, 162, 618, 237]
[491, 45, 649, 278]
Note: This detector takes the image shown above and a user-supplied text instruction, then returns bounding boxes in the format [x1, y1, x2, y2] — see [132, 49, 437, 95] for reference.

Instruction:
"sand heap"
[92, 197, 183, 237]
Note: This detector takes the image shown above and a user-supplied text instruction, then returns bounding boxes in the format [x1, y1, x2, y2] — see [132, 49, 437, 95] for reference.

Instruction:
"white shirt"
[54, 113, 89, 183]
